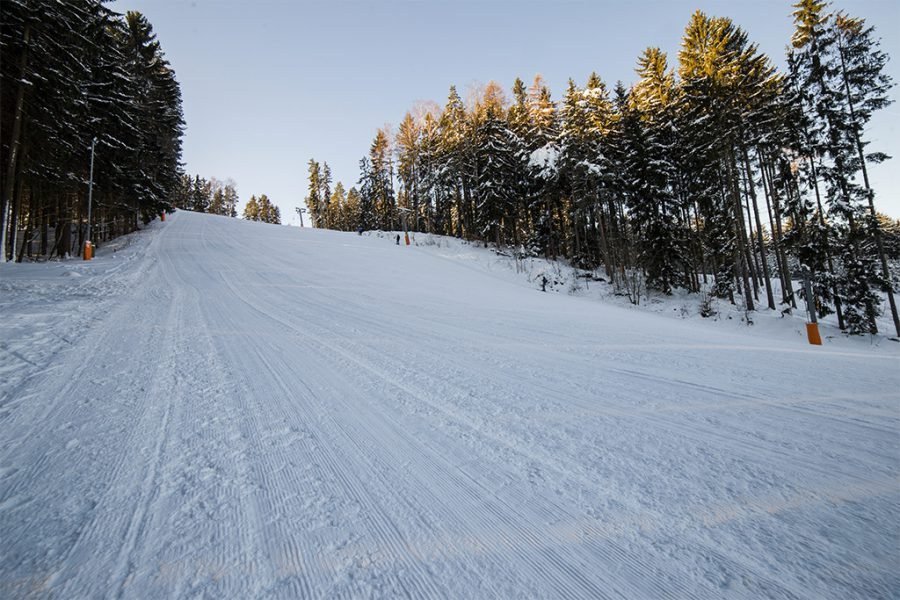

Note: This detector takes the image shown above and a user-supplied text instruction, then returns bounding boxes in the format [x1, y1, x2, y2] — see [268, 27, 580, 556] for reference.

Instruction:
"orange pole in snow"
[404, 232, 410, 246]
[83, 241, 92, 260]
[801, 267, 821, 346]
[806, 323, 822, 345]
[161, 212, 166, 221]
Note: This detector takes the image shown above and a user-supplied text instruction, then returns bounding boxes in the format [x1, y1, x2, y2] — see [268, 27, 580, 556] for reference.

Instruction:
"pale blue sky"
[120, 0, 900, 220]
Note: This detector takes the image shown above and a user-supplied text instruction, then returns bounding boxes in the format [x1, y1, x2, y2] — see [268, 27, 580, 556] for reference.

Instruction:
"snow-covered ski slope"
[1, 210, 898, 599]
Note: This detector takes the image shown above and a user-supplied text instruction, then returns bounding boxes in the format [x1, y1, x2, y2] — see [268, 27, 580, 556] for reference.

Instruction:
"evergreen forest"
[305, 0, 899, 336]
[1, 1, 184, 261]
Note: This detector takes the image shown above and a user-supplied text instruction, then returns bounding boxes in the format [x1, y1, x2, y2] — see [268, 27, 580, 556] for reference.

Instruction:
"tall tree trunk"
[728, 148, 754, 311]
[13, 166, 27, 262]
[7, 137, 29, 263]
[759, 153, 786, 299]
[597, 203, 615, 283]
[742, 145, 776, 309]
[41, 201, 49, 256]
[806, 155, 845, 329]
[733, 156, 760, 300]
[862, 195, 900, 337]
[758, 148, 795, 307]
[693, 200, 708, 285]
[742, 194, 761, 299]
[2, 23, 31, 263]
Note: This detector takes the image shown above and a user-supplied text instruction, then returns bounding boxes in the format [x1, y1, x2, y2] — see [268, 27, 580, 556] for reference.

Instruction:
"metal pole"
[83, 137, 96, 260]
[87, 137, 96, 245]
[802, 265, 817, 325]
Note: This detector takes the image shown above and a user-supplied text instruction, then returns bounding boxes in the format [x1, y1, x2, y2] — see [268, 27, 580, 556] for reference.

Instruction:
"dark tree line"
[308, 1, 898, 336]
[1, 1, 184, 261]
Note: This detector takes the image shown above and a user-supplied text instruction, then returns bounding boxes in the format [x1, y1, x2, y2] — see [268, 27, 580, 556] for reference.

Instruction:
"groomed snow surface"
[1, 210, 898, 599]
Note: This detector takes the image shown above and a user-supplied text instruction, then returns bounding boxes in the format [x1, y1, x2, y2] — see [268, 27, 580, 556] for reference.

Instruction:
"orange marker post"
[806, 323, 822, 345]
[83, 241, 92, 261]
[161, 212, 166, 222]
[801, 267, 823, 346]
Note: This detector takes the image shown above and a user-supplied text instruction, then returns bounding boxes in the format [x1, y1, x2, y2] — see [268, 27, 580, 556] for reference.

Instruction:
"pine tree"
[223, 180, 239, 217]
[417, 111, 442, 234]
[368, 129, 396, 231]
[784, 43, 841, 319]
[305, 159, 322, 227]
[558, 73, 620, 270]
[121, 11, 184, 219]
[396, 112, 421, 231]
[679, 11, 781, 310]
[1, 2, 184, 260]
[832, 11, 898, 335]
[243, 195, 259, 221]
[320, 163, 333, 226]
[790, 0, 884, 333]
[624, 48, 683, 294]
[524, 76, 562, 258]
[357, 157, 376, 231]
[436, 86, 470, 238]
[209, 188, 226, 215]
[596, 82, 637, 288]
[472, 84, 521, 246]
[253, 194, 280, 224]
[173, 174, 193, 210]
[328, 182, 346, 230]
[345, 187, 362, 231]
[191, 176, 210, 212]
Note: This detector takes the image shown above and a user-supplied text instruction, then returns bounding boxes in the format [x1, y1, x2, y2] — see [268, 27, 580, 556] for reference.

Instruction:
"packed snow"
[1, 210, 898, 599]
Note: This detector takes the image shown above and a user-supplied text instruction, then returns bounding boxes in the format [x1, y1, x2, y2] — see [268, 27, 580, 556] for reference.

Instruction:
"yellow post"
[806, 322, 822, 345]
[83, 241, 92, 261]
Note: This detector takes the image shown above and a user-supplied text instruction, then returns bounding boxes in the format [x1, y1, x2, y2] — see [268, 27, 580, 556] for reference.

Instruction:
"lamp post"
[84, 137, 96, 260]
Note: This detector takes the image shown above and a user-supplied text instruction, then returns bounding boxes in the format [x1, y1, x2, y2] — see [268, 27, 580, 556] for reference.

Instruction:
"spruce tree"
[558, 76, 611, 269]
[2, 2, 183, 260]
[832, 11, 898, 335]
[367, 130, 395, 231]
[396, 112, 421, 232]
[210, 188, 226, 215]
[223, 181, 239, 217]
[305, 159, 322, 227]
[790, 0, 885, 333]
[524, 77, 562, 258]
[328, 182, 347, 230]
[624, 48, 683, 294]
[191, 176, 210, 212]
[243, 195, 259, 221]
[345, 186, 362, 231]
[473, 90, 521, 247]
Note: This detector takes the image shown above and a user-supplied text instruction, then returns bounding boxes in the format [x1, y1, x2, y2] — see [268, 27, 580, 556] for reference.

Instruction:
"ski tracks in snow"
[1, 211, 897, 599]
[209, 224, 895, 598]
